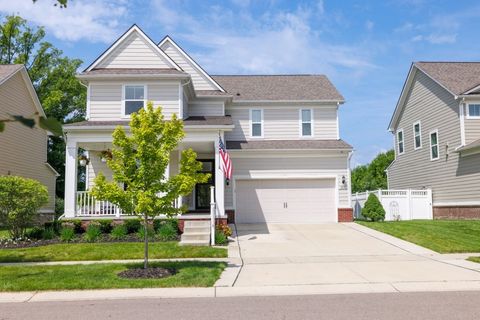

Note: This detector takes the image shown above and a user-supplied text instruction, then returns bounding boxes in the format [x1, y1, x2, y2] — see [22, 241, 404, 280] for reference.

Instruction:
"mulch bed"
[117, 267, 176, 279]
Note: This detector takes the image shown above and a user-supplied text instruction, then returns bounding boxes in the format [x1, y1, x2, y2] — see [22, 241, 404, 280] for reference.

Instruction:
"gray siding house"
[387, 62, 480, 219]
[63, 25, 353, 225]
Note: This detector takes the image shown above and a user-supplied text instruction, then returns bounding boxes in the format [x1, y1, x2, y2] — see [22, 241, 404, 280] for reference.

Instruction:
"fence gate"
[352, 189, 433, 221]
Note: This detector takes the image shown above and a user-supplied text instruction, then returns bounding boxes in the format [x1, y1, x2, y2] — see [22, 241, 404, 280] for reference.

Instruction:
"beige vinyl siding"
[98, 32, 173, 69]
[0, 72, 56, 212]
[464, 116, 480, 144]
[161, 42, 217, 91]
[225, 105, 338, 141]
[388, 70, 480, 204]
[225, 155, 349, 209]
[89, 81, 180, 120]
[86, 152, 113, 188]
[188, 102, 224, 117]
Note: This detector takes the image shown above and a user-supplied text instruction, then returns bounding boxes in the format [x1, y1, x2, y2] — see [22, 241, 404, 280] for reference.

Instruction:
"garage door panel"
[236, 179, 336, 224]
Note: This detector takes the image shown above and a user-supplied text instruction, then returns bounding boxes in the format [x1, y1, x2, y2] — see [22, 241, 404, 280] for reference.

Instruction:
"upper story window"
[250, 109, 263, 138]
[300, 109, 313, 137]
[124, 85, 145, 116]
[397, 129, 404, 155]
[413, 121, 422, 150]
[468, 104, 480, 118]
[430, 130, 439, 160]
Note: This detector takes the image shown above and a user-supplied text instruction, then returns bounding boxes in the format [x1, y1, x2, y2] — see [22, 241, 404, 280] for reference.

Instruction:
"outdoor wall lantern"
[341, 175, 346, 186]
[78, 155, 89, 167]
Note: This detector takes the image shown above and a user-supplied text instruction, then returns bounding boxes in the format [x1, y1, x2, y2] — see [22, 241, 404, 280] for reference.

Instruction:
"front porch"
[63, 128, 226, 221]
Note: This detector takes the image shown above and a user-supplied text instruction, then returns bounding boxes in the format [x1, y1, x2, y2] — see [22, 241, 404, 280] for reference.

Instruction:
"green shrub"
[60, 227, 75, 242]
[110, 224, 128, 240]
[137, 225, 155, 240]
[215, 230, 228, 245]
[83, 223, 102, 242]
[42, 228, 56, 240]
[124, 219, 141, 234]
[153, 219, 178, 232]
[25, 226, 44, 240]
[362, 193, 386, 222]
[156, 223, 178, 241]
[54, 197, 64, 219]
[44, 221, 61, 234]
[61, 219, 83, 234]
[98, 219, 113, 234]
[0, 176, 49, 239]
[217, 224, 232, 237]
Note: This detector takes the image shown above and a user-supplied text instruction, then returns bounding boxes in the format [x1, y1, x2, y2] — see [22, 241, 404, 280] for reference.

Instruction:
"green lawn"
[468, 256, 480, 263]
[0, 261, 226, 291]
[357, 220, 480, 253]
[0, 242, 227, 263]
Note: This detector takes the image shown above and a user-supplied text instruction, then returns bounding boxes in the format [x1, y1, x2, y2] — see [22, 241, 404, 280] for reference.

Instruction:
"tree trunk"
[143, 213, 148, 269]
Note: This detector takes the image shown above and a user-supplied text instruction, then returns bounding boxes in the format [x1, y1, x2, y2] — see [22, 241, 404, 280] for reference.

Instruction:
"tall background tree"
[0, 15, 86, 198]
[351, 150, 394, 193]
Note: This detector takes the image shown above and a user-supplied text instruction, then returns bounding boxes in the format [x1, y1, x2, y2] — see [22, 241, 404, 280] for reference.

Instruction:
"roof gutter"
[76, 74, 190, 81]
[64, 124, 235, 131]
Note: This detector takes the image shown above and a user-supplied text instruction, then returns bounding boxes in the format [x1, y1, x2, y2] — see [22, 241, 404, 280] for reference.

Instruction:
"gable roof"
[84, 25, 181, 72]
[0, 64, 46, 118]
[211, 75, 344, 102]
[415, 62, 480, 96]
[158, 36, 225, 92]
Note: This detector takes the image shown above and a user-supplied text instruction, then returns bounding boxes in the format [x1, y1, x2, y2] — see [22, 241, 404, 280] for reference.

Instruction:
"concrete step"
[183, 226, 210, 234]
[181, 232, 210, 241]
[179, 239, 210, 246]
[184, 220, 210, 228]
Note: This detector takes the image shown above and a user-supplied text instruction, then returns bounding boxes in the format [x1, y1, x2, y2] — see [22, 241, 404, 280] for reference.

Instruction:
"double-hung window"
[250, 109, 263, 137]
[468, 104, 480, 118]
[300, 109, 313, 137]
[397, 129, 404, 155]
[413, 121, 422, 149]
[124, 85, 145, 116]
[430, 130, 439, 160]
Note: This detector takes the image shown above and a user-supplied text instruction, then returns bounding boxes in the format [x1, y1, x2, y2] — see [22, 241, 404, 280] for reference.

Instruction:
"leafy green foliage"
[362, 194, 386, 222]
[124, 219, 142, 234]
[214, 230, 228, 245]
[83, 223, 102, 242]
[42, 228, 56, 240]
[0, 176, 48, 239]
[60, 227, 75, 242]
[110, 224, 128, 240]
[351, 150, 394, 193]
[25, 227, 43, 240]
[98, 219, 113, 234]
[156, 223, 178, 241]
[61, 219, 83, 234]
[137, 226, 155, 241]
[91, 103, 209, 268]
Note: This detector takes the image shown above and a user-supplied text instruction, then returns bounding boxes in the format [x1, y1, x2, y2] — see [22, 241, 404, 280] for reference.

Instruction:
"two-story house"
[387, 62, 480, 219]
[63, 25, 353, 225]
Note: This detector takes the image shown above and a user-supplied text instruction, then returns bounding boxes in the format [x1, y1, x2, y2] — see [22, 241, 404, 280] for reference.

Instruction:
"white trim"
[466, 102, 480, 119]
[45, 162, 60, 177]
[397, 129, 404, 155]
[158, 36, 225, 92]
[178, 83, 184, 119]
[121, 84, 147, 118]
[86, 83, 91, 120]
[249, 108, 264, 138]
[336, 105, 340, 139]
[85, 25, 180, 72]
[460, 101, 466, 146]
[434, 201, 480, 207]
[299, 108, 314, 138]
[413, 121, 422, 150]
[429, 129, 439, 161]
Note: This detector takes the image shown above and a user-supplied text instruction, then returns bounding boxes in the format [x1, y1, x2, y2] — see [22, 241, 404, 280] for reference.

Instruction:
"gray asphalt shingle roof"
[64, 116, 233, 128]
[415, 62, 480, 95]
[211, 75, 344, 101]
[227, 139, 352, 150]
[80, 68, 186, 76]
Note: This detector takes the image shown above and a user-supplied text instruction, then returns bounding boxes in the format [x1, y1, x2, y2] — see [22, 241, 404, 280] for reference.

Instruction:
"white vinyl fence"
[352, 189, 433, 221]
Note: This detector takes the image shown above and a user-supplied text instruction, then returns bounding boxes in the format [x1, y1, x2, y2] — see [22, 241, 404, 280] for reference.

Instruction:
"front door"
[195, 160, 215, 210]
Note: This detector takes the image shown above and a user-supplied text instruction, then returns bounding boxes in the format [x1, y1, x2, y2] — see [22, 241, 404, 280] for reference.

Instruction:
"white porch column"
[177, 149, 183, 209]
[64, 139, 78, 218]
[214, 137, 225, 217]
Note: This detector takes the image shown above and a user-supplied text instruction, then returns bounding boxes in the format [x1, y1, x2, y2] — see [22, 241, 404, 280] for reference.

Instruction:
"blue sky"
[1, 0, 479, 165]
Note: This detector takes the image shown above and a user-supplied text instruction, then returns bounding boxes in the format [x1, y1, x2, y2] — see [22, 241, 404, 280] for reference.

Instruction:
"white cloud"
[365, 20, 374, 31]
[426, 33, 457, 44]
[0, 0, 129, 43]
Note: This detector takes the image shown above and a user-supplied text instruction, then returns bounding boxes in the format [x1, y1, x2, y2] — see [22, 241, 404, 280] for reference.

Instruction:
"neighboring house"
[0, 64, 59, 216]
[63, 25, 353, 224]
[387, 62, 480, 219]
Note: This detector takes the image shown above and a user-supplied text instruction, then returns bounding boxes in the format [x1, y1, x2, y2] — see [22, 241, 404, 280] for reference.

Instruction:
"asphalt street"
[2, 291, 480, 320]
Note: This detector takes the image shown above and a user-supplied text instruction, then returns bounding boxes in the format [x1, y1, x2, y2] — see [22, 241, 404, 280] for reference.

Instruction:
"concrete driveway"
[232, 223, 480, 290]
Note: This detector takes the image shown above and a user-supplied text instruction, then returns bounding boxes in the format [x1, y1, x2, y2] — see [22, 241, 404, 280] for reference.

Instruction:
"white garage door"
[235, 179, 336, 224]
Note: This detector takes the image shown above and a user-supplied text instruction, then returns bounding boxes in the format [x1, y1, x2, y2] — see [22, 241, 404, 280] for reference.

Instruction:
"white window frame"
[249, 109, 264, 138]
[429, 129, 439, 161]
[299, 108, 314, 137]
[122, 84, 147, 118]
[397, 129, 404, 155]
[466, 103, 480, 119]
[413, 121, 422, 150]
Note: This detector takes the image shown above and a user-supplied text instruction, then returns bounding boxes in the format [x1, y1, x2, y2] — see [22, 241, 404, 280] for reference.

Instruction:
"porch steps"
[180, 220, 210, 246]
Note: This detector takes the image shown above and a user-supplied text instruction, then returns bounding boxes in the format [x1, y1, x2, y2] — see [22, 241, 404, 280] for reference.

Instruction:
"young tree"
[351, 150, 394, 193]
[91, 103, 209, 269]
[362, 193, 386, 222]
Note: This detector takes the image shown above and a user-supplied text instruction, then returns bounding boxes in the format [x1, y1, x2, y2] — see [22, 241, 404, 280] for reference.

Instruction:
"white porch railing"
[76, 191, 123, 217]
[352, 189, 433, 221]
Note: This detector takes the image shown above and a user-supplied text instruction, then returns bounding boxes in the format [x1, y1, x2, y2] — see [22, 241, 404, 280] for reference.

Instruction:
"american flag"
[219, 137, 233, 181]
